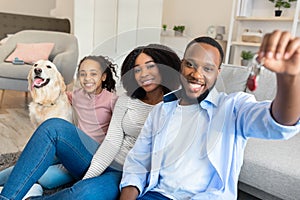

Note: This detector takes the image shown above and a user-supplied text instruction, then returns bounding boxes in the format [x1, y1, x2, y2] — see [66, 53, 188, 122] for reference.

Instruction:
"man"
[119, 30, 300, 200]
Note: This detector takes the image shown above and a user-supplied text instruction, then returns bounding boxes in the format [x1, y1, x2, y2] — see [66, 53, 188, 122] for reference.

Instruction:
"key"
[246, 55, 264, 91]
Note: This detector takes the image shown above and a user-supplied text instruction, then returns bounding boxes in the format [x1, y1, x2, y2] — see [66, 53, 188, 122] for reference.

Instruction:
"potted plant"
[161, 24, 168, 36]
[162, 24, 167, 31]
[173, 25, 185, 36]
[268, 0, 297, 17]
[241, 50, 255, 66]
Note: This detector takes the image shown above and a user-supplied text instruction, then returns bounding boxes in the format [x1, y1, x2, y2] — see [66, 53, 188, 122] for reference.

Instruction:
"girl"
[0, 55, 118, 199]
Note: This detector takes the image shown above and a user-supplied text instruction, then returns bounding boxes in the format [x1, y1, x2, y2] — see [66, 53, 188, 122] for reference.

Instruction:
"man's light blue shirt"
[120, 88, 300, 200]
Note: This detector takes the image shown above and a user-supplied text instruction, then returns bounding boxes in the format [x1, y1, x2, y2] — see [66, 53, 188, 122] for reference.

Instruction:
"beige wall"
[0, 0, 55, 17]
[0, 0, 234, 58]
[0, 0, 233, 38]
[162, 0, 233, 38]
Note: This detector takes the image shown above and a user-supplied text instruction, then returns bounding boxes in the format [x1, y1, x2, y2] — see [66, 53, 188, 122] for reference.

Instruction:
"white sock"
[22, 183, 43, 200]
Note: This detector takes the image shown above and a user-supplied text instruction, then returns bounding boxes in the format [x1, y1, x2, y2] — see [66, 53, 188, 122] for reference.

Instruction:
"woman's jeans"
[0, 118, 100, 200]
[30, 167, 122, 200]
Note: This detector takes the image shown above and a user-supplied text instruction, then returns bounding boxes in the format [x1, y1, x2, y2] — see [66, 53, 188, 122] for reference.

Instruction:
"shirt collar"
[201, 87, 219, 107]
[163, 87, 220, 108]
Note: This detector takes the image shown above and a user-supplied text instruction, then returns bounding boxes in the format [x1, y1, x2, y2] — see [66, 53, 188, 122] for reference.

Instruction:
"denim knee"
[36, 118, 75, 138]
[39, 118, 72, 129]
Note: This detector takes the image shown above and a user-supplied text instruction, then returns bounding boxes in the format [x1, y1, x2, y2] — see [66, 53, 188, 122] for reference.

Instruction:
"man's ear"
[180, 59, 184, 73]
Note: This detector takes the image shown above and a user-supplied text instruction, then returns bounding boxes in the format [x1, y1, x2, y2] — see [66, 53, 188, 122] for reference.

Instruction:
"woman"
[0, 44, 181, 200]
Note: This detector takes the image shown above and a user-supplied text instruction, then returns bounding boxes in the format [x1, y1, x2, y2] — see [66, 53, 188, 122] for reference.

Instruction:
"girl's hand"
[66, 91, 73, 104]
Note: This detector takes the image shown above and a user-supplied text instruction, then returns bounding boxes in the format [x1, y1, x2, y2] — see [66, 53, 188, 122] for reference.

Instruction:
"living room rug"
[0, 151, 21, 171]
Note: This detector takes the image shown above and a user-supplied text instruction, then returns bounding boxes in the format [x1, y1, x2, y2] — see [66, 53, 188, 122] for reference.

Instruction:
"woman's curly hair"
[77, 55, 118, 92]
[121, 44, 181, 99]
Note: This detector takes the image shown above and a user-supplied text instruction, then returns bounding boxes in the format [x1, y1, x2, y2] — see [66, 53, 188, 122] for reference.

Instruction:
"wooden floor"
[0, 90, 34, 154]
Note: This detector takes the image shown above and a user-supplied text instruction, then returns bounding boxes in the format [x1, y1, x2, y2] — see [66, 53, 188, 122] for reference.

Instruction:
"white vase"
[174, 31, 183, 37]
[161, 30, 168, 36]
[241, 59, 250, 66]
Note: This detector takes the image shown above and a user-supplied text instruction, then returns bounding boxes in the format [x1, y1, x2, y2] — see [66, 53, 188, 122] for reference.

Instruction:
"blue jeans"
[138, 191, 171, 200]
[37, 163, 74, 189]
[0, 167, 12, 186]
[0, 118, 99, 200]
[30, 167, 122, 200]
[0, 163, 74, 190]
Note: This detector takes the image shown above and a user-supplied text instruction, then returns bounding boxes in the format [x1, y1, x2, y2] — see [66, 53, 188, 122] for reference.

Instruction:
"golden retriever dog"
[27, 60, 73, 127]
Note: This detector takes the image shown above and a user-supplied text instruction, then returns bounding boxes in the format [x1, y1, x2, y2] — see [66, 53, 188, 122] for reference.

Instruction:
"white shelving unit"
[225, 0, 300, 65]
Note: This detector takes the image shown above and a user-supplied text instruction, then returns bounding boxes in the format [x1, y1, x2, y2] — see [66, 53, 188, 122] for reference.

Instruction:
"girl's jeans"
[0, 161, 74, 190]
[0, 118, 101, 200]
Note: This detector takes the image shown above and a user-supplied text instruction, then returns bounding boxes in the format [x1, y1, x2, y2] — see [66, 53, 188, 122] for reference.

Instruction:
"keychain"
[246, 55, 264, 91]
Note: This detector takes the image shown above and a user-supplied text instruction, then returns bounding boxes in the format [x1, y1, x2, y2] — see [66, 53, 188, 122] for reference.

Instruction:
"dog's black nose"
[34, 68, 42, 75]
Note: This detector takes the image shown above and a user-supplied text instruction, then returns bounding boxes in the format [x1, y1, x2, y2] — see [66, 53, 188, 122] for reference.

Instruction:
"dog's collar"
[37, 102, 55, 106]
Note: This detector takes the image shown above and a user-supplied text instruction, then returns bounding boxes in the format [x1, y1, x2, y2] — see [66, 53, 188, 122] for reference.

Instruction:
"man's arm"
[119, 104, 160, 198]
[258, 30, 300, 125]
[120, 186, 139, 200]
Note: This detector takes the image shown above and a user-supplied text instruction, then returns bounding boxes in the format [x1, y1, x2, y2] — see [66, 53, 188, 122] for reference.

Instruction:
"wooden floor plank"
[0, 90, 34, 154]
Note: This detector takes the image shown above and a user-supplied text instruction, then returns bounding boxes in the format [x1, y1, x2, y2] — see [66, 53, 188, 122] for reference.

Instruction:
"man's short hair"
[185, 36, 224, 67]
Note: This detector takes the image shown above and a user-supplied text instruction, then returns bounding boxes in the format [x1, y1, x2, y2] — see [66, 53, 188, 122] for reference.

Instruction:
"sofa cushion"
[239, 134, 300, 200]
[215, 64, 250, 94]
[5, 43, 54, 64]
[216, 64, 276, 101]
[246, 67, 277, 101]
[0, 34, 13, 45]
[0, 63, 31, 80]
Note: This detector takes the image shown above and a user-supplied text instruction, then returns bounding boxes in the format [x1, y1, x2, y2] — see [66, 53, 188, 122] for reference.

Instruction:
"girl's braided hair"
[77, 55, 118, 92]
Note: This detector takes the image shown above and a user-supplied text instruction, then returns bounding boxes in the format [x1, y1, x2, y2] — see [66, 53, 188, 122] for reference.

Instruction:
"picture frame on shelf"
[207, 26, 216, 38]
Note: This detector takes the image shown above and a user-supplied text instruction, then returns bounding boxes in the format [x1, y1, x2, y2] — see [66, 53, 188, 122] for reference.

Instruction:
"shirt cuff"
[120, 175, 144, 197]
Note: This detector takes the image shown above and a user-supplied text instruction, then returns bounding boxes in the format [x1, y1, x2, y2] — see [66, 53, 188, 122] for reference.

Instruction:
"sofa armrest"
[0, 43, 15, 62]
[52, 50, 78, 85]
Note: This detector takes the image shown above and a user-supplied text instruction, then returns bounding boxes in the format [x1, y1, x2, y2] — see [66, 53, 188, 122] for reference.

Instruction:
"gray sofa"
[0, 30, 78, 92]
[0, 12, 70, 39]
[215, 64, 300, 200]
[0, 12, 76, 99]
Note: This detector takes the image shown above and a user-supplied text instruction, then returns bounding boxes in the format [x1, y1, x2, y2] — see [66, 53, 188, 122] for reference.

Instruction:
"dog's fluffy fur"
[27, 60, 73, 127]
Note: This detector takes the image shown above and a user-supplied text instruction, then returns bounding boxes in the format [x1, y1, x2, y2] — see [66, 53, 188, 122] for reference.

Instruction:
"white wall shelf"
[231, 41, 260, 47]
[235, 16, 296, 22]
[225, 0, 300, 65]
